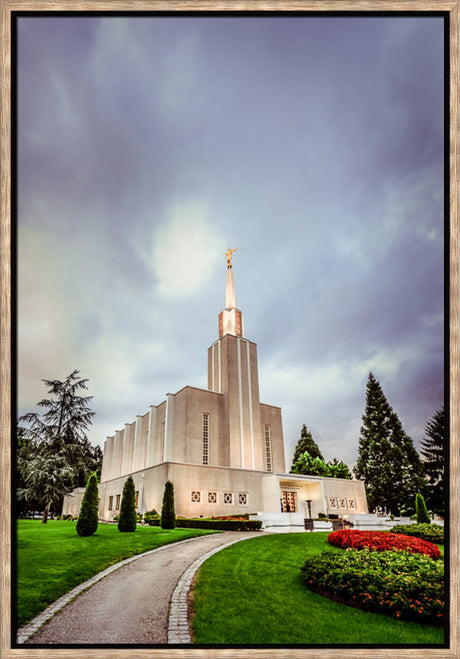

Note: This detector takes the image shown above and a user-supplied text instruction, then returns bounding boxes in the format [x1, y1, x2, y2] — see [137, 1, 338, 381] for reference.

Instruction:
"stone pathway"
[18, 531, 261, 645]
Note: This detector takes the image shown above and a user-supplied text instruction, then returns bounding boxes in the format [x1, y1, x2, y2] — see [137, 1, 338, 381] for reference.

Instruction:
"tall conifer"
[354, 373, 425, 516]
[420, 407, 445, 515]
[291, 424, 324, 468]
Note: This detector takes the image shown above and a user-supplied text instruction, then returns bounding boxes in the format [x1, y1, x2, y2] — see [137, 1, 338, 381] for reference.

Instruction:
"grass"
[16, 519, 218, 628]
[192, 532, 445, 646]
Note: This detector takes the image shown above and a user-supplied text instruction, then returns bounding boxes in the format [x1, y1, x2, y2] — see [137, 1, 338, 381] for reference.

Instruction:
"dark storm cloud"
[17, 15, 445, 467]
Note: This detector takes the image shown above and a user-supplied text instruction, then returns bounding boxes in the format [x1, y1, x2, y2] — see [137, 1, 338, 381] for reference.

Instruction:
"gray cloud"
[17, 15, 445, 470]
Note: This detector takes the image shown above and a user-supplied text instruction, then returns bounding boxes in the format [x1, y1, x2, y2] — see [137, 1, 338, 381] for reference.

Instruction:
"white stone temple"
[63, 250, 368, 530]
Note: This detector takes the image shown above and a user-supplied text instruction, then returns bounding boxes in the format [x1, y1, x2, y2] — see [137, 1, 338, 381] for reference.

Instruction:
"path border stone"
[16, 535, 208, 645]
[167, 534, 259, 644]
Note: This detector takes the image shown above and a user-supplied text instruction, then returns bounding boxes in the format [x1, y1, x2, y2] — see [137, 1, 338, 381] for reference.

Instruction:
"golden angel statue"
[225, 247, 241, 268]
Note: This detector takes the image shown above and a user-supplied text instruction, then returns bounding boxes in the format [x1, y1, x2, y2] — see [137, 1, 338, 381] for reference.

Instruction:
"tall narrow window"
[202, 413, 209, 465]
[160, 421, 165, 462]
[108, 496, 113, 511]
[265, 425, 272, 472]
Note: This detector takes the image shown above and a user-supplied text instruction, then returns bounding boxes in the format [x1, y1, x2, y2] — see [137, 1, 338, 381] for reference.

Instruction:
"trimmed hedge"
[118, 476, 137, 532]
[300, 547, 444, 624]
[161, 481, 176, 529]
[390, 523, 444, 544]
[328, 529, 441, 559]
[176, 518, 262, 531]
[76, 472, 99, 537]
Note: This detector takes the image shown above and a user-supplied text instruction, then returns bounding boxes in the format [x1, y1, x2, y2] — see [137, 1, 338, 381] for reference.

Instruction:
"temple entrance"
[281, 491, 298, 513]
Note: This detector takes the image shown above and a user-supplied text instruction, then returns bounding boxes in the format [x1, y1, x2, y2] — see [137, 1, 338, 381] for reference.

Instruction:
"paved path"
[21, 531, 261, 645]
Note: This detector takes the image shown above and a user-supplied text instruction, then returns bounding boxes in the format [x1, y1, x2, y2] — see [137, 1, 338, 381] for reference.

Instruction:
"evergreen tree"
[161, 481, 176, 529]
[291, 424, 323, 469]
[17, 370, 100, 515]
[76, 472, 99, 536]
[354, 373, 425, 516]
[420, 407, 445, 516]
[118, 476, 137, 532]
[415, 492, 431, 525]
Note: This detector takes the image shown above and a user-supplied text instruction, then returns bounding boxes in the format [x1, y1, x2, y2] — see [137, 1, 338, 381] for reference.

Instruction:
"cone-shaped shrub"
[161, 480, 175, 529]
[416, 492, 431, 525]
[118, 476, 137, 532]
[76, 472, 99, 537]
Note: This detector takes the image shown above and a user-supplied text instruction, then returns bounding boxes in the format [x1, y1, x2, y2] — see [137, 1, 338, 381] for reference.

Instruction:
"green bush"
[416, 493, 431, 525]
[161, 481, 176, 529]
[144, 509, 160, 525]
[300, 547, 444, 625]
[176, 518, 262, 531]
[118, 477, 137, 532]
[76, 472, 99, 537]
[391, 523, 443, 544]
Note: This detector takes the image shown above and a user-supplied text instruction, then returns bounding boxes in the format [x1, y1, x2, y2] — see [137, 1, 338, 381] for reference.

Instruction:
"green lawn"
[192, 532, 445, 646]
[16, 519, 218, 628]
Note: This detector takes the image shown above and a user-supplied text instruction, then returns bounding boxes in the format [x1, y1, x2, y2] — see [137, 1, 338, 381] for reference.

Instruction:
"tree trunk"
[41, 501, 51, 523]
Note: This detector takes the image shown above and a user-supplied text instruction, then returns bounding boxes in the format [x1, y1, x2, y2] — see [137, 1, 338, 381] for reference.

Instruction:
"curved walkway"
[19, 531, 261, 645]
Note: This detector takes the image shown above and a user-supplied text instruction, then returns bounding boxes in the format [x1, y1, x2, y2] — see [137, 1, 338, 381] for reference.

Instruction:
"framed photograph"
[1, 2, 458, 658]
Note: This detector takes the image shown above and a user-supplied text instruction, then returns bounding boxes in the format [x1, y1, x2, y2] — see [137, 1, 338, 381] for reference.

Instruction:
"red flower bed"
[328, 529, 441, 559]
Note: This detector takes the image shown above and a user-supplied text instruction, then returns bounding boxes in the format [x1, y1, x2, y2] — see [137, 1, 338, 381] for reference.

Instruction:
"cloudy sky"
[16, 13, 445, 470]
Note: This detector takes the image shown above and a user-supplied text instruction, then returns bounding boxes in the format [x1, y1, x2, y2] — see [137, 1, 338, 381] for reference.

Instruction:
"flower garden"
[328, 529, 441, 559]
[300, 528, 444, 625]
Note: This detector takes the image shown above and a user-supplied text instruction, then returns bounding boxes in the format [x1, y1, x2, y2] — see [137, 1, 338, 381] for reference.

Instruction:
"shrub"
[76, 472, 99, 537]
[118, 477, 137, 532]
[161, 481, 175, 529]
[143, 509, 159, 525]
[176, 518, 262, 531]
[328, 529, 441, 559]
[300, 547, 444, 624]
[391, 523, 444, 544]
[416, 493, 431, 525]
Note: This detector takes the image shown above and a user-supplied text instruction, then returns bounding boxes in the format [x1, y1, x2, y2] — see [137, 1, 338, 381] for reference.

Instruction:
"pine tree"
[354, 373, 425, 516]
[291, 424, 324, 469]
[161, 481, 176, 529]
[415, 492, 431, 524]
[76, 472, 99, 536]
[118, 476, 137, 532]
[420, 407, 445, 516]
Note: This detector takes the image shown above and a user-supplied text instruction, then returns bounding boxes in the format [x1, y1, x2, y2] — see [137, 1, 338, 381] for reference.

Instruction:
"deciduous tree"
[17, 447, 75, 523]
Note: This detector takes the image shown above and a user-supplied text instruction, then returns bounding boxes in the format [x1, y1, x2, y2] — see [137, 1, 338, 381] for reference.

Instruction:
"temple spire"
[219, 248, 243, 338]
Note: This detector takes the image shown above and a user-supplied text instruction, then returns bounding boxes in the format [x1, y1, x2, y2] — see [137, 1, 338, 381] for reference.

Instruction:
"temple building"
[63, 250, 368, 529]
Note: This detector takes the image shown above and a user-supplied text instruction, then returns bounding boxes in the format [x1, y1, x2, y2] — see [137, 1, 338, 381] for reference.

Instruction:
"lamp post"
[305, 499, 312, 519]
